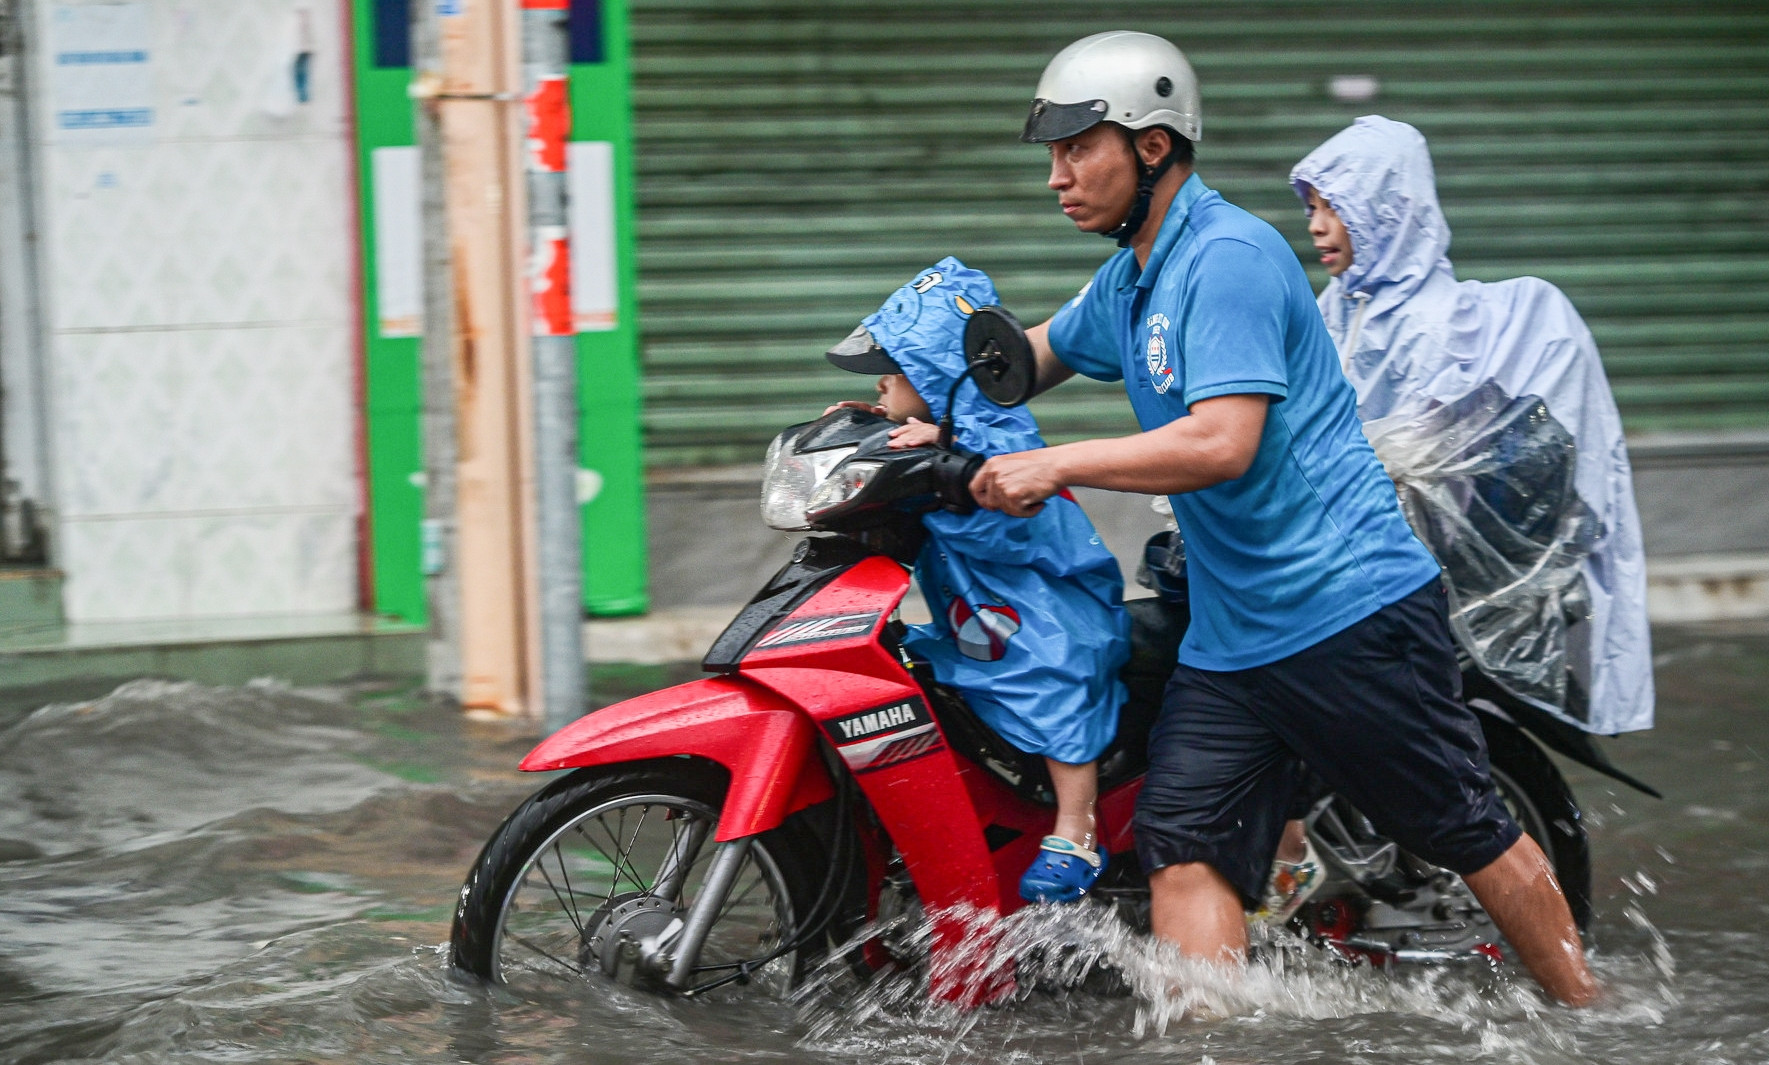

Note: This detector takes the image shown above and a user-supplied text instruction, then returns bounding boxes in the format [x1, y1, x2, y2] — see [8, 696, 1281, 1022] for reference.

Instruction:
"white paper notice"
[49, 3, 155, 143]
[568, 141, 618, 333]
[371, 146, 421, 338]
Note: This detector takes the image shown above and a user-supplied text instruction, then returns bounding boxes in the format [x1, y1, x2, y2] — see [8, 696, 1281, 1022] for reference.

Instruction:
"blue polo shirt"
[1049, 173, 1440, 671]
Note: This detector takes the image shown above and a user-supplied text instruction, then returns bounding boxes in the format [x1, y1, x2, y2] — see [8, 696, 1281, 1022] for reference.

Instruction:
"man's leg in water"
[1464, 834, 1599, 1007]
[1148, 831, 1599, 1006]
[1046, 758, 1098, 847]
[1148, 861, 1247, 963]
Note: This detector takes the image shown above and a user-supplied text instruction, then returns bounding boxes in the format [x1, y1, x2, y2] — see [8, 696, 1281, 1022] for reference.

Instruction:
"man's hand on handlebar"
[887, 418, 941, 450]
[970, 450, 1064, 518]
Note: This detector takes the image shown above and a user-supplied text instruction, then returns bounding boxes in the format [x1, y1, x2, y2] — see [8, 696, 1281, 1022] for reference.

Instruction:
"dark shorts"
[1132, 578, 1521, 907]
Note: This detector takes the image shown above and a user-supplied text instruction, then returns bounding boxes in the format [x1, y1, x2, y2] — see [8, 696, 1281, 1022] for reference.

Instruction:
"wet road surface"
[0, 629, 1764, 1064]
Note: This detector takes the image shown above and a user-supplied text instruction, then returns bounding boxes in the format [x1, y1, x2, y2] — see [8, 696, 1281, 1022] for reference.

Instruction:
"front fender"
[520, 676, 835, 841]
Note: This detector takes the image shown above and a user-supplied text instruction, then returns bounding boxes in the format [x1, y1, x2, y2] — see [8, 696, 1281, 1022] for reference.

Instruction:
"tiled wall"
[34, 0, 357, 622]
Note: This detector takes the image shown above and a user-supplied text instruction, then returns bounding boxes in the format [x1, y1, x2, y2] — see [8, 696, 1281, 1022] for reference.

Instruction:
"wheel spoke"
[592, 810, 653, 893]
[535, 851, 586, 938]
[554, 841, 584, 935]
[509, 932, 585, 975]
[626, 803, 654, 873]
[570, 817, 645, 901]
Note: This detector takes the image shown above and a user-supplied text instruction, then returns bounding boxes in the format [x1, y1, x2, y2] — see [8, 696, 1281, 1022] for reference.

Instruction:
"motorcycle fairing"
[734, 556, 1007, 917]
[703, 536, 877, 671]
[744, 663, 1012, 1004]
[518, 676, 836, 842]
[737, 554, 910, 674]
[748, 664, 1000, 904]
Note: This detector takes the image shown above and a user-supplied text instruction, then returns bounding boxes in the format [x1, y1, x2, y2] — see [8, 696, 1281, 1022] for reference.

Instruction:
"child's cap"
[824, 323, 902, 375]
[824, 257, 1001, 422]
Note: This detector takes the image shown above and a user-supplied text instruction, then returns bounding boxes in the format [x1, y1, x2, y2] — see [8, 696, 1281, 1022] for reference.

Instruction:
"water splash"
[794, 897, 1695, 1062]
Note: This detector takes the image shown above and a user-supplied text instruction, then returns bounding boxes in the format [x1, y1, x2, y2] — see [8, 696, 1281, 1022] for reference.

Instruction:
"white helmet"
[1022, 31, 1202, 145]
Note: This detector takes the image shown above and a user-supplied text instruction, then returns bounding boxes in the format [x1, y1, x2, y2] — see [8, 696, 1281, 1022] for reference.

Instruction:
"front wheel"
[449, 758, 830, 996]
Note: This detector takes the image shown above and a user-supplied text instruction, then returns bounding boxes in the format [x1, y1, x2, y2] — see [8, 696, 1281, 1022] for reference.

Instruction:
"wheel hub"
[583, 892, 683, 985]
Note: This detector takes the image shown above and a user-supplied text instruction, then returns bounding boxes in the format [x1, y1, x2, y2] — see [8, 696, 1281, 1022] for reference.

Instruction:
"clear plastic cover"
[1364, 381, 1599, 712]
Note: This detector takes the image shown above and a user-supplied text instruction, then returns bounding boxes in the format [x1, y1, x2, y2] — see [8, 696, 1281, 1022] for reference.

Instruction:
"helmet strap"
[1103, 130, 1178, 249]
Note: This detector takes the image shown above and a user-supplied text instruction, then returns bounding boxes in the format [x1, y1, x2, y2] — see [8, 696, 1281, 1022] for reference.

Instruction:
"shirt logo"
[1145, 312, 1175, 394]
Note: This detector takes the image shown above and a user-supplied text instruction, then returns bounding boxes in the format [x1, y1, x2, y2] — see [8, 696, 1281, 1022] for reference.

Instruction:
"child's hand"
[887, 417, 942, 449]
[823, 399, 887, 417]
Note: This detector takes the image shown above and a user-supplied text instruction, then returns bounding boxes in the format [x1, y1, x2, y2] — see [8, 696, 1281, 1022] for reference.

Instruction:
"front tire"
[449, 758, 830, 995]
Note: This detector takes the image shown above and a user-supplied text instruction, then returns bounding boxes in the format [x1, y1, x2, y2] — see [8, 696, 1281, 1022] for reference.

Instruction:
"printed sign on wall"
[371, 145, 421, 337]
[568, 140, 617, 332]
[371, 142, 618, 337]
[49, 2, 155, 143]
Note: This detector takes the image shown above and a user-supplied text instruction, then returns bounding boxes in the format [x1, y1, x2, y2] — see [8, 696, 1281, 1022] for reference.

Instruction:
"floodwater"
[0, 628, 1765, 1065]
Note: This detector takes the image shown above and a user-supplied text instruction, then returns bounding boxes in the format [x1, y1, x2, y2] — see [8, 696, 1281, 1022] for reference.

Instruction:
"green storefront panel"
[350, 0, 423, 622]
[569, 0, 650, 616]
[626, 0, 1769, 466]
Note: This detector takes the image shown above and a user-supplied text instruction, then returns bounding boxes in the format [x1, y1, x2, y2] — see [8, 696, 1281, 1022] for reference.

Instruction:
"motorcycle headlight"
[804, 460, 885, 522]
[760, 430, 859, 531]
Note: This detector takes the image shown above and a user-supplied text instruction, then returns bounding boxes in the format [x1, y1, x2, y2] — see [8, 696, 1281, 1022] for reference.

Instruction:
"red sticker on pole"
[525, 76, 570, 173]
[520, 0, 569, 8]
[531, 226, 574, 336]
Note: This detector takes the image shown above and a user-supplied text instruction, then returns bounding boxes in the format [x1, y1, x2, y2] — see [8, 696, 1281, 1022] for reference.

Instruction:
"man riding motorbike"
[967, 31, 1599, 1006]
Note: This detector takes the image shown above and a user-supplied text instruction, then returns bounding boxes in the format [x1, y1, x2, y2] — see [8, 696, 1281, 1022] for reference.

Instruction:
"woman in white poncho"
[1288, 116, 1652, 737]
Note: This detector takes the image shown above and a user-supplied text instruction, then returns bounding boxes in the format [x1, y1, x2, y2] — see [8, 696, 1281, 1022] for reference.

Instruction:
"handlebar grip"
[930, 449, 985, 512]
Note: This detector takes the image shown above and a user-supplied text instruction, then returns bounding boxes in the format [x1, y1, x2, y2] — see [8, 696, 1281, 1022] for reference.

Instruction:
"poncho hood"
[861, 257, 1039, 452]
[1290, 115, 1453, 304]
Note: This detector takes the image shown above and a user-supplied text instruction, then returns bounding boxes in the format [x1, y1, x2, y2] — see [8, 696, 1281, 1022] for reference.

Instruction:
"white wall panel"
[34, 0, 357, 622]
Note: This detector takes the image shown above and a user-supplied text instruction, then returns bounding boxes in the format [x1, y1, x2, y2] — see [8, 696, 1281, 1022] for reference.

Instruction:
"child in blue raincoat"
[825, 257, 1131, 903]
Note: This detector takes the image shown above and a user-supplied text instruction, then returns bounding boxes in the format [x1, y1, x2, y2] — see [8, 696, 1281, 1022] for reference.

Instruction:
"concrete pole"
[413, 0, 460, 700]
[519, 0, 587, 732]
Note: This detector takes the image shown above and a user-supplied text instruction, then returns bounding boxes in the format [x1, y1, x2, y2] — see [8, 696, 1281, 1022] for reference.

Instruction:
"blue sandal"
[1019, 835, 1107, 903]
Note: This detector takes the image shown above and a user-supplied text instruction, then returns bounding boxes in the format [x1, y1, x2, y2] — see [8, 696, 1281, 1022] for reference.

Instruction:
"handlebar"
[928, 447, 985, 512]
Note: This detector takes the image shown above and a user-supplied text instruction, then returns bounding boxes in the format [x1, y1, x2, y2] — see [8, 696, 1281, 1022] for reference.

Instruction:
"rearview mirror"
[962, 305, 1036, 408]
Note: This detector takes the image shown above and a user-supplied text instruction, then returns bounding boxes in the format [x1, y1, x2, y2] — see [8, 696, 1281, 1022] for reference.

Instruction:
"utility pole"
[519, 0, 587, 733]
[417, 0, 583, 724]
[413, 0, 460, 701]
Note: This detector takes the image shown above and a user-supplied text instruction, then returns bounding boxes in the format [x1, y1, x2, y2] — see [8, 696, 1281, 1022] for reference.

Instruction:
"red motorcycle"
[448, 311, 1640, 1004]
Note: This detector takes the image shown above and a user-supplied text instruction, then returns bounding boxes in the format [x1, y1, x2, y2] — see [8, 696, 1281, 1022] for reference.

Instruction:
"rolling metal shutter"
[629, 0, 1769, 467]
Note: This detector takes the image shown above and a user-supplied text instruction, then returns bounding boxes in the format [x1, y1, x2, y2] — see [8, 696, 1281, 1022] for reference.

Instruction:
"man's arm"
[970, 393, 1269, 517]
[1027, 319, 1076, 397]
